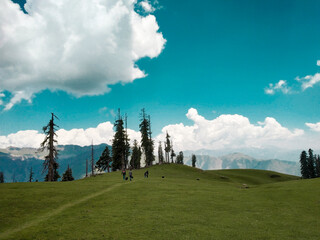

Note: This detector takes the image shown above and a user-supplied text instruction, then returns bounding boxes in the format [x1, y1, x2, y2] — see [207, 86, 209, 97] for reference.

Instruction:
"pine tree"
[164, 132, 171, 163]
[45, 162, 60, 181]
[307, 149, 315, 178]
[28, 167, 34, 182]
[62, 165, 74, 181]
[124, 114, 131, 169]
[158, 141, 164, 164]
[96, 147, 111, 172]
[300, 150, 308, 179]
[39, 113, 59, 182]
[315, 155, 320, 178]
[192, 154, 197, 167]
[0, 172, 4, 183]
[170, 145, 176, 163]
[176, 151, 184, 164]
[139, 109, 155, 167]
[112, 109, 127, 171]
[130, 140, 141, 169]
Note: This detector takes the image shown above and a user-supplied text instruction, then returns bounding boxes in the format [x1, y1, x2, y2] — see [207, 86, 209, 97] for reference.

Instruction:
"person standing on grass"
[122, 169, 126, 180]
[144, 170, 149, 178]
[129, 169, 133, 181]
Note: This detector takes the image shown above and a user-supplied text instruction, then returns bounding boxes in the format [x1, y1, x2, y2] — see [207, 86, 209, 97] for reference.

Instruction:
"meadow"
[0, 164, 319, 240]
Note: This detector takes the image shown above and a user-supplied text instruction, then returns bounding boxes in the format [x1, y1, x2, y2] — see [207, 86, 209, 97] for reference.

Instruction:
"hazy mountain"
[184, 153, 300, 176]
[183, 147, 309, 162]
[0, 144, 108, 182]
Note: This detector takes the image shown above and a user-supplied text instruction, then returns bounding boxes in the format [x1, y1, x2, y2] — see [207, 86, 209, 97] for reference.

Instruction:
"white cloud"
[0, 0, 166, 110]
[264, 80, 291, 95]
[317, 60, 320, 66]
[140, 1, 155, 13]
[299, 73, 320, 90]
[4, 90, 34, 110]
[0, 92, 5, 105]
[2, 109, 319, 152]
[155, 108, 306, 152]
[0, 121, 140, 148]
[306, 122, 320, 132]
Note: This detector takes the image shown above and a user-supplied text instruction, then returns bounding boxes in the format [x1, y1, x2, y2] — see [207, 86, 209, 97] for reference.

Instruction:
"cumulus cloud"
[0, 0, 166, 110]
[0, 121, 140, 148]
[140, 1, 155, 13]
[2, 109, 318, 152]
[264, 80, 291, 95]
[317, 60, 320, 66]
[297, 73, 320, 90]
[305, 122, 320, 132]
[155, 108, 305, 151]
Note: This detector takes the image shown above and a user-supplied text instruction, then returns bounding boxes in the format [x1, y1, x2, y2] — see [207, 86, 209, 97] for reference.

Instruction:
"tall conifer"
[130, 139, 142, 169]
[96, 147, 111, 172]
[112, 109, 127, 171]
[139, 109, 155, 166]
[315, 155, 320, 178]
[300, 150, 308, 178]
[28, 167, 34, 182]
[192, 154, 197, 167]
[307, 149, 315, 178]
[158, 141, 164, 164]
[40, 113, 59, 182]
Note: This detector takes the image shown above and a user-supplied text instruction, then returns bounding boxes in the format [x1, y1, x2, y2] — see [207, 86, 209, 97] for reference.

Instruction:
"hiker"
[129, 170, 133, 181]
[122, 169, 126, 180]
[144, 170, 149, 178]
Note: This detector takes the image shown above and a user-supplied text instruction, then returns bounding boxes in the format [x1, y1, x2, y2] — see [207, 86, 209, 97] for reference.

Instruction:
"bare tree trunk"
[86, 158, 88, 177]
[91, 143, 94, 176]
[48, 113, 54, 182]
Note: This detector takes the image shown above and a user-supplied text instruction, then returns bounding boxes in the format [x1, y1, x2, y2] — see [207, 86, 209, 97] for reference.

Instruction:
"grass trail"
[0, 180, 138, 239]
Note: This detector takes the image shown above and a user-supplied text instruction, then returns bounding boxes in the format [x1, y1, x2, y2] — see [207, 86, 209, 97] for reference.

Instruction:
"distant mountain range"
[184, 153, 300, 176]
[0, 144, 108, 182]
[0, 144, 301, 182]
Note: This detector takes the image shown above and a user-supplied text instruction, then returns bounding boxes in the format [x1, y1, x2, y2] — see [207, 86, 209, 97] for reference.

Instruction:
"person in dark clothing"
[129, 170, 133, 181]
[122, 169, 126, 180]
[144, 170, 149, 178]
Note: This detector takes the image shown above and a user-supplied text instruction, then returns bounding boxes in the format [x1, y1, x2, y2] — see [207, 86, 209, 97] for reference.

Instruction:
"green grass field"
[0, 164, 319, 240]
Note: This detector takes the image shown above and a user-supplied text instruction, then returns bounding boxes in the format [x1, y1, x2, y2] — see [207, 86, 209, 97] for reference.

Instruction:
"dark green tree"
[300, 150, 308, 179]
[315, 155, 320, 178]
[96, 147, 111, 172]
[0, 171, 4, 183]
[158, 141, 164, 164]
[112, 109, 126, 171]
[28, 167, 34, 182]
[307, 149, 315, 178]
[130, 139, 142, 169]
[164, 132, 171, 163]
[124, 114, 131, 169]
[192, 154, 197, 167]
[62, 165, 74, 181]
[45, 162, 60, 181]
[176, 151, 184, 164]
[139, 109, 155, 166]
[170, 146, 176, 164]
[39, 113, 59, 182]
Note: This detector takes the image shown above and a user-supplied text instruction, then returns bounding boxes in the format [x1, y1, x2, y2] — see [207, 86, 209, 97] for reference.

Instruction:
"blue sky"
[1, 0, 320, 153]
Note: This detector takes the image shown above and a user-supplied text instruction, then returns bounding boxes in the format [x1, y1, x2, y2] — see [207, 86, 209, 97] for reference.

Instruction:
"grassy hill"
[0, 164, 319, 240]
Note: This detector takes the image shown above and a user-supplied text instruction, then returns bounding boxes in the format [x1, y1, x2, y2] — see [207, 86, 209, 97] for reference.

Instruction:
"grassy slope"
[0, 164, 319, 240]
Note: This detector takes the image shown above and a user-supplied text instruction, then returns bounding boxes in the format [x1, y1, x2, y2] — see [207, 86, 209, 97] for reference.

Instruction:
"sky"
[0, 0, 320, 157]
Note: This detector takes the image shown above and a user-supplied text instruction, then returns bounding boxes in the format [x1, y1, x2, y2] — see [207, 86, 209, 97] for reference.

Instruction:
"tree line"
[300, 149, 320, 179]
[96, 108, 194, 173]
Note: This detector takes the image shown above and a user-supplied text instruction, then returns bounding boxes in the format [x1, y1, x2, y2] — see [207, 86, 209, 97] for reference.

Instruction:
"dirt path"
[0, 181, 132, 239]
